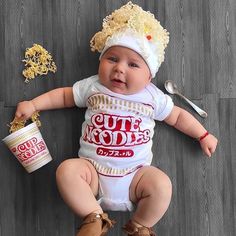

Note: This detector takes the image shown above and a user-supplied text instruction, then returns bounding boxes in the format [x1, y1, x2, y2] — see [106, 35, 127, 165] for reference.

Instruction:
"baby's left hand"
[199, 133, 218, 157]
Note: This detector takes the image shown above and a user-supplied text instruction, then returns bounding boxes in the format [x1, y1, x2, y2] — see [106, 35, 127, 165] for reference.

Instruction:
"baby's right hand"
[15, 101, 37, 120]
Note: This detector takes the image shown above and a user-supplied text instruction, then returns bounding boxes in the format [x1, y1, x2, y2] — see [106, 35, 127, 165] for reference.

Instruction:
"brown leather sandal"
[76, 213, 115, 236]
[122, 220, 156, 236]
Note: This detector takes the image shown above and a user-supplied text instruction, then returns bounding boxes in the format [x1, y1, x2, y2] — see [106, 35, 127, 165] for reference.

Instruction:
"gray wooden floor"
[0, 0, 235, 235]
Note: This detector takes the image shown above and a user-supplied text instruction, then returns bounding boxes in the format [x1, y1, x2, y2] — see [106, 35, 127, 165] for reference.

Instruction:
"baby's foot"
[76, 213, 115, 236]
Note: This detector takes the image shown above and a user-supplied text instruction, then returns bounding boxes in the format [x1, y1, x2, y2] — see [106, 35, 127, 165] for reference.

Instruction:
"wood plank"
[210, 0, 236, 98]
[0, 1, 5, 102]
[219, 98, 236, 236]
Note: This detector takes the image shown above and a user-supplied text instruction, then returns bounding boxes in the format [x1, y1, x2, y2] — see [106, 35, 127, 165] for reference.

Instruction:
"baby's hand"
[15, 101, 37, 121]
[199, 133, 218, 158]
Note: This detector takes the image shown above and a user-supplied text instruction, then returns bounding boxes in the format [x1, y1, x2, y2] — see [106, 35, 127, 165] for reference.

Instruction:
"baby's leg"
[56, 158, 103, 217]
[129, 166, 172, 227]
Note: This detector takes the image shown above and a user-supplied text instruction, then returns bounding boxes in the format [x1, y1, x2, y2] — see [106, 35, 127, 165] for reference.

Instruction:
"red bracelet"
[198, 132, 209, 141]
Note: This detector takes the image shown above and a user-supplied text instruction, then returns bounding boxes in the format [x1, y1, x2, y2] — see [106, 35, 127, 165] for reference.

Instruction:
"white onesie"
[73, 75, 173, 211]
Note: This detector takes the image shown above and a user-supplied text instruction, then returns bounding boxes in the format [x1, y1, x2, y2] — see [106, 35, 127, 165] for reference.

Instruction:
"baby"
[15, 2, 218, 236]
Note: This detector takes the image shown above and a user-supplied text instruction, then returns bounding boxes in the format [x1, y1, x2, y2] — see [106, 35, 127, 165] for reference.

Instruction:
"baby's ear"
[148, 74, 152, 81]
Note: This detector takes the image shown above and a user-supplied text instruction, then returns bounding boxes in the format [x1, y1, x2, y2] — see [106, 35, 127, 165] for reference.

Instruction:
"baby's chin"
[109, 87, 142, 95]
[108, 87, 129, 95]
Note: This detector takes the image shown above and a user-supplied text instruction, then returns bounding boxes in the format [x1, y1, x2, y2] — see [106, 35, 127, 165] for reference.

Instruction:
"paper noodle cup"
[2, 122, 52, 173]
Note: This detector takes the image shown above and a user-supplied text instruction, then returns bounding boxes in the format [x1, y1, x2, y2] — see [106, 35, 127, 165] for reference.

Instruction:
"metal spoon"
[164, 80, 208, 118]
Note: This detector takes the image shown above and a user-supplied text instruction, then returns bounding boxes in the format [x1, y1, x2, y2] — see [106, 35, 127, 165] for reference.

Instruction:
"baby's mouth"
[112, 78, 126, 84]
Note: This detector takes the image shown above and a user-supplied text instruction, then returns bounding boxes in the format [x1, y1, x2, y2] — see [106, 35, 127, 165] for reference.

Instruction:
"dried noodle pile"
[22, 44, 57, 83]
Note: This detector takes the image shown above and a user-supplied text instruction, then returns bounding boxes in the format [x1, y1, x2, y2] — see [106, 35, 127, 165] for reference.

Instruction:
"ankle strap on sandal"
[123, 220, 156, 236]
[82, 213, 116, 228]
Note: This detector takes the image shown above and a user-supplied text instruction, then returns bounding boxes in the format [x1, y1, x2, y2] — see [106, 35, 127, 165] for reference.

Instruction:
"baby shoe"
[76, 212, 115, 236]
[122, 220, 156, 236]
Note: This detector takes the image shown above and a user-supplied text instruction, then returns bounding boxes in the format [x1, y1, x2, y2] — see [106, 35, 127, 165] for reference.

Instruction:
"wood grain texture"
[0, 0, 236, 235]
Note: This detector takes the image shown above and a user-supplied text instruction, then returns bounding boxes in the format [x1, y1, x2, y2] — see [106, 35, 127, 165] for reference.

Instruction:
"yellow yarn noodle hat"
[90, 1, 169, 78]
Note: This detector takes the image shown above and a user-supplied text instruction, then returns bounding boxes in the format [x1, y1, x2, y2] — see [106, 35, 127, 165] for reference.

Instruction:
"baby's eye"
[129, 62, 139, 68]
[107, 56, 118, 62]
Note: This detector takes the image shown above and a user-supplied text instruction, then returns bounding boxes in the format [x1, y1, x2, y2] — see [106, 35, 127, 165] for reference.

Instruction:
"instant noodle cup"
[2, 122, 52, 173]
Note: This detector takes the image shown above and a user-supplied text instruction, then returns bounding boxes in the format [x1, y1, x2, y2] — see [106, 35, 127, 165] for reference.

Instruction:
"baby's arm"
[15, 87, 75, 120]
[164, 106, 218, 157]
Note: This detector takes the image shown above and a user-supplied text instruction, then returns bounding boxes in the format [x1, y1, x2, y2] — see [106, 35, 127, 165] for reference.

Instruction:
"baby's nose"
[114, 62, 125, 73]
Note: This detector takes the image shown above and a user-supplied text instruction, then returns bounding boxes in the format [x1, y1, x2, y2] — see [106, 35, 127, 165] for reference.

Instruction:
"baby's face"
[98, 46, 151, 95]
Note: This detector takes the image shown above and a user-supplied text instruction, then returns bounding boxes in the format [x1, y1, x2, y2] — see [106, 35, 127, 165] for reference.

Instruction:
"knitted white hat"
[90, 2, 169, 78]
[99, 28, 161, 78]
